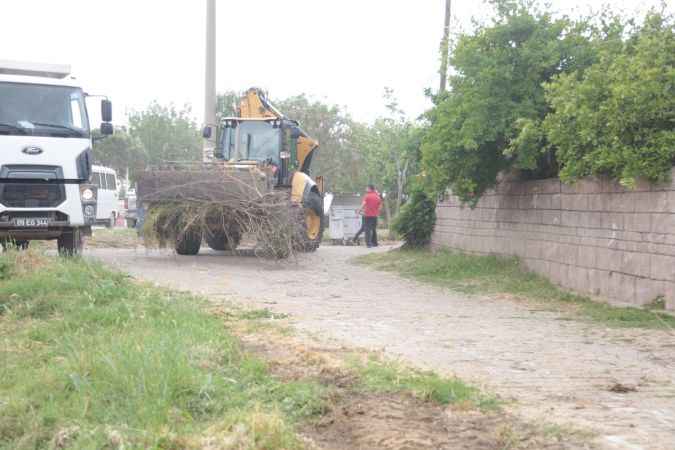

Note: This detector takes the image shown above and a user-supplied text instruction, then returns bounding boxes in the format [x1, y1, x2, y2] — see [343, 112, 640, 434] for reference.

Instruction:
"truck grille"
[0, 165, 66, 208]
[0, 183, 66, 207]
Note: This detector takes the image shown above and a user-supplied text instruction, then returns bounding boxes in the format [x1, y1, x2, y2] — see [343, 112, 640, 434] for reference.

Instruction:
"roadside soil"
[88, 245, 675, 450]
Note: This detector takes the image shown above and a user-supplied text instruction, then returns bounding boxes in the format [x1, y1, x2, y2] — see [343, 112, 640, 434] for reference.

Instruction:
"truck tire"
[175, 229, 202, 255]
[205, 229, 241, 251]
[58, 228, 83, 256]
[1, 240, 29, 251]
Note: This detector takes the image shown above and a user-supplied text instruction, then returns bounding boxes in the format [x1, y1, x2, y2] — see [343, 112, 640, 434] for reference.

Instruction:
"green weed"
[0, 251, 321, 449]
[358, 249, 675, 329]
[349, 355, 499, 411]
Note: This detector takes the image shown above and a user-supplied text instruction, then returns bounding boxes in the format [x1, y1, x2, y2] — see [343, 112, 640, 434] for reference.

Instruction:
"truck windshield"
[0, 82, 89, 138]
[237, 121, 280, 165]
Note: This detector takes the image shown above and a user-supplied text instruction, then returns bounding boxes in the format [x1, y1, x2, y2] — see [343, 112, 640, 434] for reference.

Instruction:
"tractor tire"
[175, 229, 202, 255]
[58, 228, 83, 256]
[205, 228, 241, 251]
[293, 192, 326, 253]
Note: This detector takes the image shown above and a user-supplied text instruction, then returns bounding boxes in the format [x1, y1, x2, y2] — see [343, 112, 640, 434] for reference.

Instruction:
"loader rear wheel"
[175, 229, 202, 255]
[205, 229, 241, 251]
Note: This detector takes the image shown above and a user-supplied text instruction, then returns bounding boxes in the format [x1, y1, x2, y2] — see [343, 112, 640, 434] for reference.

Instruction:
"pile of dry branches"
[138, 165, 302, 258]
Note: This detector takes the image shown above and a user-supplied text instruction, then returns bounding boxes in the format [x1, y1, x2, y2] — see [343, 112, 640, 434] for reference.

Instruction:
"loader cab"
[215, 118, 313, 186]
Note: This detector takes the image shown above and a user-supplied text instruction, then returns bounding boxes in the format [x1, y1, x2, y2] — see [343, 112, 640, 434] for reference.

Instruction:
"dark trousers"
[364, 216, 378, 247]
[354, 217, 366, 242]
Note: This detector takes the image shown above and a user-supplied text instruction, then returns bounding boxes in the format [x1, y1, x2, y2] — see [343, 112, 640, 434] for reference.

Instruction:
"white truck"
[0, 60, 113, 254]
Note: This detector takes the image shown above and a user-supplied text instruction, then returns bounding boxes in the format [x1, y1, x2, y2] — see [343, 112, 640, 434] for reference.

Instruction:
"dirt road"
[89, 245, 675, 450]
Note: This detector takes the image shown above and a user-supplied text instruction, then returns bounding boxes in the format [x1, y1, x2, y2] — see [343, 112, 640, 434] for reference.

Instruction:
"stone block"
[624, 213, 652, 233]
[532, 194, 550, 210]
[647, 243, 675, 257]
[557, 244, 578, 266]
[621, 251, 651, 278]
[568, 266, 590, 293]
[651, 213, 675, 234]
[587, 194, 607, 212]
[634, 191, 669, 213]
[595, 247, 623, 272]
[525, 240, 543, 260]
[542, 210, 562, 226]
[600, 212, 624, 231]
[603, 178, 629, 194]
[561, 211, 581, 227]
[609, 193, 636, 213]
[651, 254, 675, 281]
[611, 273, 636, 304]
[665, 282, 675, 311]
[577, 245, 595, 269]
[635, 278, 666, 306]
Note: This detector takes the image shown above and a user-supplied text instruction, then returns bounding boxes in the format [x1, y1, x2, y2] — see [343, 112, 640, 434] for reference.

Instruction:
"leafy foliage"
[542, 12, 675, 186]
[93, 128, 145, 181]
[392, 186, 436, 248]
[422, 0, 597, 202]
[274, 94, 366, 193]
[128, 102, 202, 166]
[358, 89, 425, 221]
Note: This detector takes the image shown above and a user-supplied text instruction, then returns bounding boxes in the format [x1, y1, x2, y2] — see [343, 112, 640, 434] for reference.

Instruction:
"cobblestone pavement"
[89, 245, 675, 450]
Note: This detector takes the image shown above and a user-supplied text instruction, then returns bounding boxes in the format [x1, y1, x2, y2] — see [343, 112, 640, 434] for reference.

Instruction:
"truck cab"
[0, 60, 113, 254]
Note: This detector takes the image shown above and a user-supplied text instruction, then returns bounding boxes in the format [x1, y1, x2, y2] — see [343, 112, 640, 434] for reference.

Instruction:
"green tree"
[216, 91, 239, 121]
[275, 94, 366, 193]
[358, 89, 424, 222]
[541, 11, 675, 186]
[92, 128, 146, 182]
[422, 0, 596, 203]
[128, 102, 202, 167]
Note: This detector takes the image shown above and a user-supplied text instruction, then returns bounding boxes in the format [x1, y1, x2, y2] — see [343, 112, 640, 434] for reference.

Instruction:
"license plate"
[12, 217, 50, 227]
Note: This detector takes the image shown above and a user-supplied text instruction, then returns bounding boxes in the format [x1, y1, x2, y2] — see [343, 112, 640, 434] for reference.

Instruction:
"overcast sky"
[1, 0, 668, 125]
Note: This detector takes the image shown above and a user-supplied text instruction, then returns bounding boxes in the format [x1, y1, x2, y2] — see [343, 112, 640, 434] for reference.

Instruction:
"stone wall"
[432, 170, 675, 311]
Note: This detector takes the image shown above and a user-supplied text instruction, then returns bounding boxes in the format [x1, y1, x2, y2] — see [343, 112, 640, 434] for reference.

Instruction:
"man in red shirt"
[360, 185, 382, 248]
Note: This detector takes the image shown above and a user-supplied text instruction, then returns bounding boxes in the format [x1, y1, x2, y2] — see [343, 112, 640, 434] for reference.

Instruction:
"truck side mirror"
[101, 99, 113, 122]
[100, 122, 114, 136]
[202, 126, 213, 139]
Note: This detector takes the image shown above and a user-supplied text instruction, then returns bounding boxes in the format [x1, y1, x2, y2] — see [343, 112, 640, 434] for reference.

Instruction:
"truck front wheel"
[58, 228, 83, 256]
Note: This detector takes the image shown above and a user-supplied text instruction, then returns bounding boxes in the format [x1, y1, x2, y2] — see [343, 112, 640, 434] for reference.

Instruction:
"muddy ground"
[88, 245, 675, 450]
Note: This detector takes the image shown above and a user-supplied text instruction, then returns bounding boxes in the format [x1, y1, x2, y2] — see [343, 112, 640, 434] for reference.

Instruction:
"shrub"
[392, 188, 436, 248]
[542, 12, 675, 187]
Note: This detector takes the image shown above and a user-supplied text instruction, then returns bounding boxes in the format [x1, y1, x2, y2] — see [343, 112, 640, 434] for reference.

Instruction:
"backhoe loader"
[136, 88, 326, 257]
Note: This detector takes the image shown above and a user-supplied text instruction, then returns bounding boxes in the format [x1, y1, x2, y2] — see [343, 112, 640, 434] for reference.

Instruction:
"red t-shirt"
[363, 191, 382, 217]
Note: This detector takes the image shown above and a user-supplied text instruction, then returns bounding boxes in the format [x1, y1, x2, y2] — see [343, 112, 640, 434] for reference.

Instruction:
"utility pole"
[203, 0, 217, 162]
[439, 0, 452, 94]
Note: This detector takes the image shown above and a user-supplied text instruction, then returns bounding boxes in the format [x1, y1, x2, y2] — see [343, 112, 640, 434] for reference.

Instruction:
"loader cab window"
[237, 121, 281, 165]
[217, 126, 235, 160]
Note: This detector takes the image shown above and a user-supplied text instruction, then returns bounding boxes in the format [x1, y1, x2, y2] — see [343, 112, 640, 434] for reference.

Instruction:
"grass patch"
[0, 250, 323, 449]
[87, 228, 140, 248]
[349, 354, 500, 411]
[358, 249, 675, 329]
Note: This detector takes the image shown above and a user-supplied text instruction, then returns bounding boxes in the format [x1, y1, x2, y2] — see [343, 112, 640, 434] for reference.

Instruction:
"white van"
[91, 165, 119, 227]
[0, 60, 113, 254]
